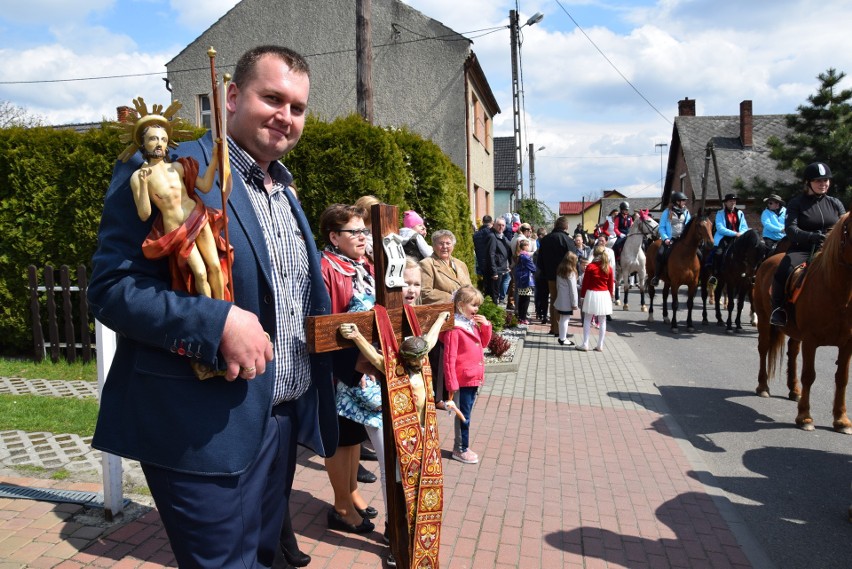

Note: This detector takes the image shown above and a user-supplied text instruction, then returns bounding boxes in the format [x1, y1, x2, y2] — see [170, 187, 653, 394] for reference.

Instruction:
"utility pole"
[529, 145, 545, 200]
[510, 10, 523, 206]
[356, 0, 373, 124]
[655, 142, 668, 195]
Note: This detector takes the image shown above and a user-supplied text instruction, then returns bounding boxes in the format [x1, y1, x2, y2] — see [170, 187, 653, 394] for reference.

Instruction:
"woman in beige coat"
[419, 229, 472, 304]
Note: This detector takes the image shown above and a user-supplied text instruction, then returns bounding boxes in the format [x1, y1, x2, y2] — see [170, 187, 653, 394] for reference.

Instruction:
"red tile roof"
[559, 201, 597, 215]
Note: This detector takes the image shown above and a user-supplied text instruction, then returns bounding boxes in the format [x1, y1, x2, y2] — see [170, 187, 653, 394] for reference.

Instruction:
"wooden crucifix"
[306, 203, 454, 569]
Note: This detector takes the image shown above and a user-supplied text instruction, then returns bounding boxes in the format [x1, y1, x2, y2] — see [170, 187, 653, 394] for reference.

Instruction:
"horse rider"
[651, 191, 691, 286]
[611, 201, 633, 260]
[709, 193, 748, 275]
[760, 193, 786, 249]
[769, 162, 846, 326]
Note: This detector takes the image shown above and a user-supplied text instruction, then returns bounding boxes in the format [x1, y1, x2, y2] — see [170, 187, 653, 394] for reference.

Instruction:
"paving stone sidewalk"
[0, 322, 771, 568]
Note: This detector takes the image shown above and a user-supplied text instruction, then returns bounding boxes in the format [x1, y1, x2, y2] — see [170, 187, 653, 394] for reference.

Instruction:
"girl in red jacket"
[441, 285, 493, 464]
[577, 243, 615, 352]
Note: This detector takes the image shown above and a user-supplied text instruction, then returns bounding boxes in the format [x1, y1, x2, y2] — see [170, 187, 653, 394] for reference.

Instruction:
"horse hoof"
[615, 300, 622, 306]
[641, 306, 647, 313]
[756, 389, 770, 398]
[622, 305, 629, 311]
[671, 327, 680, 335]
[788, 392, 801, 402]
[798, 422, 815, 431]
[686, 326, 695, 333]
[836, 425, 852, 435]
[725, 328, 734, 335]
[664, 317, 670, 325]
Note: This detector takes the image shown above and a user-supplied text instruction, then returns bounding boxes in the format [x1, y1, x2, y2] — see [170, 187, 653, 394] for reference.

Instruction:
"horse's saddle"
[785, 262, 810, 305]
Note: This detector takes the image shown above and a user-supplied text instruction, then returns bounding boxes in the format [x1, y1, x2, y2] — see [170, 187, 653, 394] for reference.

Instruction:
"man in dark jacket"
[472, 215, 493, 278]
[537, 216, 579, 335]
[484, 217, 512, 304]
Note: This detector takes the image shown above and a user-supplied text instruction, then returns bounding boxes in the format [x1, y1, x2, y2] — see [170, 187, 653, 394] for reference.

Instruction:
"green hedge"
[0, 114, 472, 356]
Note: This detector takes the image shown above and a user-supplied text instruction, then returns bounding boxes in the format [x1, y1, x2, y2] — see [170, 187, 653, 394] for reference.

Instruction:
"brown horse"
[753, 211, 852, 433]
[645, 215, 714, 333]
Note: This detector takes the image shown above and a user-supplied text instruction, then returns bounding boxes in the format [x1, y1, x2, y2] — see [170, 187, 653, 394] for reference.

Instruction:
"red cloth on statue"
[141, 157, 232, 300]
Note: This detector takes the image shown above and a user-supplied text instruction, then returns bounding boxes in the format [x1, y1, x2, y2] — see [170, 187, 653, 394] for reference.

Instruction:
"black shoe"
[356, 505, 378, 519]
[357, 463, 377, 483]
[327, 508, 375, 534]
[386, 550, 397, 567]
[280, 543, 311, 567]
[360, 445, 378, 461]
[770, 307, 787, 327]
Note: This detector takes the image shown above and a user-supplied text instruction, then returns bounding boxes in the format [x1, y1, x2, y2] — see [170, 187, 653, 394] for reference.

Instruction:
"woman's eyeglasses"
[336, 228, 371, 237]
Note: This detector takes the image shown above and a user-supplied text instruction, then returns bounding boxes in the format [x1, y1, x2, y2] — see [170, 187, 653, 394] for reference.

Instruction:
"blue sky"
[2, 0, 852, 214]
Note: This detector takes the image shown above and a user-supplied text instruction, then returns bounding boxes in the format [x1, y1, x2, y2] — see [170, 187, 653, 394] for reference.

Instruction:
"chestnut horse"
[752, 212, 852, 433]
[645, 215, 714, 333]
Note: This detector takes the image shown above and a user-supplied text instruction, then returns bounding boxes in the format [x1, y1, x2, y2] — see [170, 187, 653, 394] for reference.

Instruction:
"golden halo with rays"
[115, 97, 193, 162]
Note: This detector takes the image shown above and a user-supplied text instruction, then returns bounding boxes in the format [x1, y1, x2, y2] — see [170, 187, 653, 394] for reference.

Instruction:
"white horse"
[616, 210, 658, 312]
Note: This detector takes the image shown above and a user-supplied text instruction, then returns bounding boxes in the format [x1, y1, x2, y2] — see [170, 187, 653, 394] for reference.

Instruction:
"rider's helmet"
[671, 191, 688, 203]
[803, 162, 832, 181]
[619, 201, 630, 212]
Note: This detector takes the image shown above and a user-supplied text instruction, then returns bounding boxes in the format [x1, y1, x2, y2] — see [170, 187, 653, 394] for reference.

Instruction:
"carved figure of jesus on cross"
[307, 203, 454, 569]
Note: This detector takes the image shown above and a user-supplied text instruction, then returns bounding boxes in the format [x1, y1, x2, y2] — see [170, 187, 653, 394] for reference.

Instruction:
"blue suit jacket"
[89, 132, 338, 476]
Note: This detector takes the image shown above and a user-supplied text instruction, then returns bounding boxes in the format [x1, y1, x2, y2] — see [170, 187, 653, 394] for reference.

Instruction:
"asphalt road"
[608, 292, 850, 569]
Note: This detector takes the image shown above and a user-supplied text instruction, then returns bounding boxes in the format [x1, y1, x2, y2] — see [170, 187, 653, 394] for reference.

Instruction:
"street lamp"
[655, 142, 668, 195]
[529, 144, 545, 200]
[510, 10, 544, 207]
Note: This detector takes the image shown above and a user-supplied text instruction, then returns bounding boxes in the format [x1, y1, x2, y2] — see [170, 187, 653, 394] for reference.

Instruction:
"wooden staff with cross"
[307, 203, 454, 569]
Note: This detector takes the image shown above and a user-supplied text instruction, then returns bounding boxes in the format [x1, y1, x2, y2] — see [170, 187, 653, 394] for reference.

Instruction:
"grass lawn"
[0, 394, 98, 437]
[0, 358, 97, 382]
[0, 358, 99, 436]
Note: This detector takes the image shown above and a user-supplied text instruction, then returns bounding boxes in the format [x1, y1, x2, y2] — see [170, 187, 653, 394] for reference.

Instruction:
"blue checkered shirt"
[228, 138, 312, 404]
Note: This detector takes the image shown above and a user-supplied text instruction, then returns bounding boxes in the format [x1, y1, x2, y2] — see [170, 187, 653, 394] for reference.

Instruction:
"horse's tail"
[766, 324, 786, 381]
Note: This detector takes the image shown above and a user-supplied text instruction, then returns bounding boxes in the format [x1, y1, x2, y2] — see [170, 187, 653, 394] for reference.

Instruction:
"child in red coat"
[441, 285, 492, 464]
[577, 243, 615, 352]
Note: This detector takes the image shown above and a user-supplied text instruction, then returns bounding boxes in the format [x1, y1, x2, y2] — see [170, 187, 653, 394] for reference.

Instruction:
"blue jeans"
[453, 386, 479, 452]
[499, 273, 510, 301]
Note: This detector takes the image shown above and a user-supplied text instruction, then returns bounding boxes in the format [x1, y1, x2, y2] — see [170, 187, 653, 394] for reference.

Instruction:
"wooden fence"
[27, 264, 93, 363]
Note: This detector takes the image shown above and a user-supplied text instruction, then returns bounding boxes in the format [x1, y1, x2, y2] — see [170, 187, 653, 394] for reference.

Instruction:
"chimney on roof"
[116, 106, 134, 123]
[678, 97, 696, 116]
[740, 100, 753, 149]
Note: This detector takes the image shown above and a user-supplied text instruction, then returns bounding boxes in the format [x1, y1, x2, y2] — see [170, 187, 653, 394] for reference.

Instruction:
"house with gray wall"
[165, 0, 499, 223]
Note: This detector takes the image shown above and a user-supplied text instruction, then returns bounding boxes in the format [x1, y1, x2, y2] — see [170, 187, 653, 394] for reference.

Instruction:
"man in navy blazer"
[88, 45, 337, 568]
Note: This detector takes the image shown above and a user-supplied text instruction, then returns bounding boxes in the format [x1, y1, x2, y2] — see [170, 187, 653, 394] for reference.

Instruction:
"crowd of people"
[88, 41, 846, 569]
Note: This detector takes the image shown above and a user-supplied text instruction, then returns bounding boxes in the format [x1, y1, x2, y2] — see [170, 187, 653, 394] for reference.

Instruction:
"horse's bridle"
[626, 217, 659, 241]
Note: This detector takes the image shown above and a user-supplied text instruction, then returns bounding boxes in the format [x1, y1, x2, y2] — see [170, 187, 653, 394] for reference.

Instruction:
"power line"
[553, 0, 671, 127]
[0, 24, 507, 86]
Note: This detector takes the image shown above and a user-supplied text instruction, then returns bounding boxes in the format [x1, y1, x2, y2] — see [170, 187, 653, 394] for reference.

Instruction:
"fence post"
[59, 266, 76, 363]
[77, 265, 92, 364]
[44, 265, 60, 363]
[95, 320, 123, 520]
[28, 266, 45, 362]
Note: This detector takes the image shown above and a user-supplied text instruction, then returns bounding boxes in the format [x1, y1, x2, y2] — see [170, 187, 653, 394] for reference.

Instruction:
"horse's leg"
[787, 338, 801, 401]
[756, 319, 772, 397]
[795, 341, 817, 430]
[669, 284, 679, 332]
[831, 341, 852, 434]
[621, 267, 630, 311]
[685, 284, 696, 332]
[646, 280, 655, 322]
[725, 282, 735, 332]
[639, 267, 647, 312]
[733, 286, 746, 332]
[700, 275, 709, 325]
[714, 277, 725, 326]
[663, 283, 671, 326]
